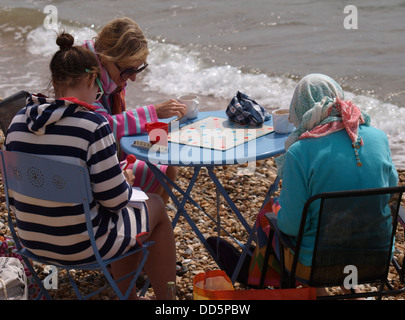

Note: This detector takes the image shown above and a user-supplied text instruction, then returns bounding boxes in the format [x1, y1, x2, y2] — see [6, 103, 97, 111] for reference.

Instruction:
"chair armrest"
[265, 211, 278, 230]
[265, 212, 296, 249]
[391, 203, 405, 227]
[398, 206, 405, 227]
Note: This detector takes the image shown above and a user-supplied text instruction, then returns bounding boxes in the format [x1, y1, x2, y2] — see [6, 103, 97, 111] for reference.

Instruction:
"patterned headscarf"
[275, 73, 370, 177]
[83, 40, 127, 115]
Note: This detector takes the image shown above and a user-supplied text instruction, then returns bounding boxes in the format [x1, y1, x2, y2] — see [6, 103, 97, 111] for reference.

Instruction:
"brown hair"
[50, 31, 100, 93]
[94, 17, 149, 67]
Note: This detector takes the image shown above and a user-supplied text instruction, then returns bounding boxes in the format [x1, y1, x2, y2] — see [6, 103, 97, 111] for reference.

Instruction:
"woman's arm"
[87, 120, 132, 211]
[276, 150, 309, 237]
[92, 101, 158, 143]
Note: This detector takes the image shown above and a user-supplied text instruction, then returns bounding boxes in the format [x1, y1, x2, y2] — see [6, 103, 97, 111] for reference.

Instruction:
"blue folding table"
[120, 110, 289, 283]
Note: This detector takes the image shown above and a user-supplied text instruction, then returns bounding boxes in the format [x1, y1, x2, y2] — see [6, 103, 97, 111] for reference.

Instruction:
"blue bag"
[226, 91, 270, 126]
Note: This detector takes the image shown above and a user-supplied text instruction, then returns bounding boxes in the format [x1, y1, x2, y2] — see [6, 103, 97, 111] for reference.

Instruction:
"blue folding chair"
[392, 204, 405, 284]
[263, 186, 405, 299]
[0, 149, 153, 300]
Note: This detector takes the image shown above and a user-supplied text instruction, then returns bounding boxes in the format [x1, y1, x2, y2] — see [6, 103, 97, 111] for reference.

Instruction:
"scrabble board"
[168, 116, 274, 151]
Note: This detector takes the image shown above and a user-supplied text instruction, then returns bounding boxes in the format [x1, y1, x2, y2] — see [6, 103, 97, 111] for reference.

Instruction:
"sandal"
[176, 261, 188, 276]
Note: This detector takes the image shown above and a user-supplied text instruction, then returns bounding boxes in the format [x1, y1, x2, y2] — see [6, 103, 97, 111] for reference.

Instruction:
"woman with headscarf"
[249, 74, 398, 290]
[276, 73, 397, 272]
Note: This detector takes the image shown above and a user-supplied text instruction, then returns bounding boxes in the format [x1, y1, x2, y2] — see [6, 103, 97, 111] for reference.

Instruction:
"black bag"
[226, 91, 270, 126]
[206, 236, 255, 286]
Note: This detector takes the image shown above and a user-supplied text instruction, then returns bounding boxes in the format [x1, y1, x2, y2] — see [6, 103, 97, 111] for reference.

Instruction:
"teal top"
[277, 125, 398, 266]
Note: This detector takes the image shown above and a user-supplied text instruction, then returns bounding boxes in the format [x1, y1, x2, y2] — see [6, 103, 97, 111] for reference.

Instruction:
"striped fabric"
[4, 94, 149, 266]
[83, 40, 168, 193]
[83, 40, 158, 141]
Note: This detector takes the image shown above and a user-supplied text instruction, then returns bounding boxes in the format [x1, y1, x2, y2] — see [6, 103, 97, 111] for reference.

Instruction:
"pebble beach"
[1, 131, 405, 300]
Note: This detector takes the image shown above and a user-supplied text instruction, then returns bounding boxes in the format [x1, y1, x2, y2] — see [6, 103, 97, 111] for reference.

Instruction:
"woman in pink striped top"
[84, 17, 187, 203]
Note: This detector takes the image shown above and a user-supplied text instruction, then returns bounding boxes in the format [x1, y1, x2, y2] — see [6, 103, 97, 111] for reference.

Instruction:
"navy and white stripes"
[5, 94, 149, 265]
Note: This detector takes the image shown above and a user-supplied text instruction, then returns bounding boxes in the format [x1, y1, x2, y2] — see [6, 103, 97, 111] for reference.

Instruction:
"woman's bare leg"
[142, 194, 176, 299]
[111, 194, 176, 299]
[155, 165, 178, 203]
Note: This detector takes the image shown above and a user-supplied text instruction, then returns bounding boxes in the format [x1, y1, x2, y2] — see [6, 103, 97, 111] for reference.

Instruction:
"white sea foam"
[142, 39, 405, 167]
[143, 40, 297, 110]
[6, 25, 405, 169]
[26, 25, 97, 57]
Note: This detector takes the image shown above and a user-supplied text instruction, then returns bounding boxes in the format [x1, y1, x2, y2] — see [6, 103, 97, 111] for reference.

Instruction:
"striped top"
[5, 94, 149, 265]
[83, 40, 158, 146]
[82, 40, 169, 194]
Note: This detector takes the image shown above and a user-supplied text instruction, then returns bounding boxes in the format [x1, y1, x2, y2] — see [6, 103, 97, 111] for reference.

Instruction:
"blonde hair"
[94, 17, 149, 67]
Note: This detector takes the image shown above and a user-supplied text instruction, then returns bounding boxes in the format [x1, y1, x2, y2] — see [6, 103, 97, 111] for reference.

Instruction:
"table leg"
[144, 164, 218, 259]
[230, 175, 281, 283]
[231, 226, 256, 283]
[145, 162, 281, 285]
[206, 166, 252, 233]
[216, 186, 221, 259]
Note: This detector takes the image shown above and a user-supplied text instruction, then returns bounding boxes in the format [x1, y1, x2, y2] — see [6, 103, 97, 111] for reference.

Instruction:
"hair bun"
[56, 32, 74, 49]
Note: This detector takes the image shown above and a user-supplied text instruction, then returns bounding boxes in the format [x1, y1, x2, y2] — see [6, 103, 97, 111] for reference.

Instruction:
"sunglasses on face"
[85, 69, 104, 101]
[115, 62, 149, 80]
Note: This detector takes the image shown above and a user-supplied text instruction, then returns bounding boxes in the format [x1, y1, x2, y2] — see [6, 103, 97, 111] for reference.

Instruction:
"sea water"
[1, 1, 404, 167]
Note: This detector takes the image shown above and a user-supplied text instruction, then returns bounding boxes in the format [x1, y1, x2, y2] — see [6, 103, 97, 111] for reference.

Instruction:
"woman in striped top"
[84, 17, 187, 203]
[5, 32, 176, 299]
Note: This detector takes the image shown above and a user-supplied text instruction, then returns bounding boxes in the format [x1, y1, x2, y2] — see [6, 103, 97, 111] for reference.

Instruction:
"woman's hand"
[123, 169, 135, 186]
[154, 99, 187, 119]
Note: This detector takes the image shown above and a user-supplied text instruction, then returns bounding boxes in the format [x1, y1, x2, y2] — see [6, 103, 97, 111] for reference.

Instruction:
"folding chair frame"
[392, 205, 405, 284]
[0, 150, 152, 300]
[262, 186, 405, 300]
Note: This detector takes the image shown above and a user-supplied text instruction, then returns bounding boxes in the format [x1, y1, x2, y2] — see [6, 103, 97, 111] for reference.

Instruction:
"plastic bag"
[0, 257, 27, 300]
[193, 270, 316, 300]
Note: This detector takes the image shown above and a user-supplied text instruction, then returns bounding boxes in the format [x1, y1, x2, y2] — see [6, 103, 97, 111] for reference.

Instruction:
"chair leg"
[105, 247, 151, 300]
[392, 257, 404, 284]
[375, 282, 387, 300]
[66, 269, 85, 300]
[259, 229, 275, 289]
[399, 264, 404, 284]
[140, 278, 150, 296]
[278, 242, 293, 288]
[231, 227, 256, 284]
